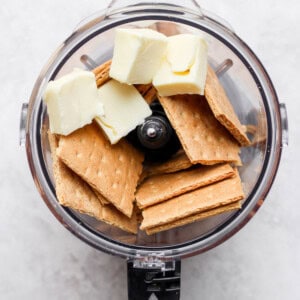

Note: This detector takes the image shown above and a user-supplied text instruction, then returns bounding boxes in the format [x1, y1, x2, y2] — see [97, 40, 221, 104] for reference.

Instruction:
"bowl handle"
[19, 103, 28, 146]
[127, 259, 181, 299]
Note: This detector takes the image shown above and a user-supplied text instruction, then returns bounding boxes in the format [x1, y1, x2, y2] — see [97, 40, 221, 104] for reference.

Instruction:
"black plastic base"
[127, 260, 181, 300]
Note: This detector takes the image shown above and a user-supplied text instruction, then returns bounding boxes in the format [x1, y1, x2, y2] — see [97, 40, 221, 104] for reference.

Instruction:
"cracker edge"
[205, 66, 250, 147]
[145, 201, 242, 235]
[136, 164, 235, 209]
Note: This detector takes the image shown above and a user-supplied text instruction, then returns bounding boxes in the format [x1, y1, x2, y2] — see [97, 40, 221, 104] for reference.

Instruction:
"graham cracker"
[140, 170, 244, 230]
[143, 86, 158, 104]
[158, 94, 241, 165]
[136, 206, 143, 225]
[93, 60, 157, 103]
[135, 84, 158, 104]
[143, 149, 193, 178]
[205, 66, 250, 146]
[48, 132, 137, 234]
[146, 201, 241, 235]
[135, 83, 152, 96]
[137, 171, 148, 187]
[56, 123, 144, 218]
[244, 118, 267, 147]
[136, 163, 235, 209]
[93, 60, 111, 87]
[156, 22, 179, 36]
[92, 188, 110, 205]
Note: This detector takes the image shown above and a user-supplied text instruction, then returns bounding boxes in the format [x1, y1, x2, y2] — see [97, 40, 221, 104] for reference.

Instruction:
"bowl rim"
[25, 9, 283, 260]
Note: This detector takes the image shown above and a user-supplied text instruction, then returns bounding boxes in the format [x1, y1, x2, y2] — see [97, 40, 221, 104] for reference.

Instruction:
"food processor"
[19, 1, 288, 299]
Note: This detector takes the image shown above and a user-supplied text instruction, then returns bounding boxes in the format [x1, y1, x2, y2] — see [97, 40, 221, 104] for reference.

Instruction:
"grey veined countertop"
[1, 0, 299, 299]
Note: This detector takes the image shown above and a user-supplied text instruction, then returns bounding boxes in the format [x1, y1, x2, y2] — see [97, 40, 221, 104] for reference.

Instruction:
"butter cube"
[167, 34, 199, 72]
[153, 34, 208, 96]
[96, 79, 152, 144]
[109, 28, 168, 84]
[44, 69, 104, 135]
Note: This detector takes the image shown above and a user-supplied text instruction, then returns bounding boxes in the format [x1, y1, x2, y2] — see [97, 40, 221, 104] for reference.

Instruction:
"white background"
[1, 0, 299, 299]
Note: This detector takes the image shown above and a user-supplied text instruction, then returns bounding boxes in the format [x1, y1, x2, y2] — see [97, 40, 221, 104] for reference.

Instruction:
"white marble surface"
[1, 0, 299, 299]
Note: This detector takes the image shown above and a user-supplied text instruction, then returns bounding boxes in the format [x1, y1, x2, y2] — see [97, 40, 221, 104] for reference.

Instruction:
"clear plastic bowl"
[22, 2, 286, 260]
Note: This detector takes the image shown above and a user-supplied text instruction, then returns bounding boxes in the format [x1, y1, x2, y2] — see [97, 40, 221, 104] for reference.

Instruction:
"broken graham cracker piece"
[158, 94, 241, 165]
[92, 60, 157, 104]
[139, 149, 192, 185]
[143, 85, 158, 104]
[93, 60, 157, 104]
[92, 60, 111, 87]
[140, 170, 244, 230]
[245, 124, 266, 147]
[48, 132, 137, 234]
[135, 83, 152, 96]
[92, 188, 110, 205]
[205, 66, 250, 147]
[146, 201, 241, 235]
[136, 163, 235, 209]
[135, 84, 158, 104]
[56, 123, 144, 218]
[143, 149, 193, 178]
[135, 205, 143, 225]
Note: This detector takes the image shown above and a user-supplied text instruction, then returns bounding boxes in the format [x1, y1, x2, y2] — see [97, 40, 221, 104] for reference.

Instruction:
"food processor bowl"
[20, 1, 288, 299]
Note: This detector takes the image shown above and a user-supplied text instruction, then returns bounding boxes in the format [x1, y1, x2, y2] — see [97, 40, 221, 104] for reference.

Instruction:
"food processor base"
[128, 260, 181, 300]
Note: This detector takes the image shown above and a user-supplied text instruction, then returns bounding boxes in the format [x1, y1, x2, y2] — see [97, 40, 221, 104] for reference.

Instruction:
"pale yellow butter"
[153, 34, 208, 96]
[167, 34, 199, 72]
[44, 69, 104, 135]
[96, 79, 152, 144]
[109, 28, 168, 84]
